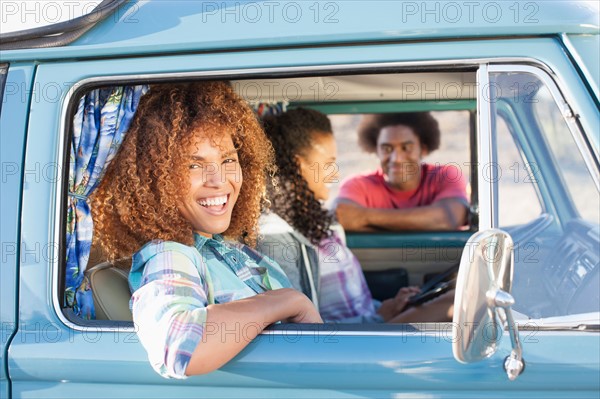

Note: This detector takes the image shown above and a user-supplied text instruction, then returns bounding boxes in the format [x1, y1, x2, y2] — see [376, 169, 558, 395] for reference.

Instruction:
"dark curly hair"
[91, 81, 275, 260]
[262, 108, 334, 245]
[358, 112, 440, 153]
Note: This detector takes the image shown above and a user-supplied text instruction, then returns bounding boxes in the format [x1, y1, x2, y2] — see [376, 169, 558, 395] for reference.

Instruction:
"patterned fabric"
[253, 102, 287, 118]
[317, 229, 383, 323]
[259, 213, 382, 323]
[65, 85, 148, 319]
[129, 233, 291, 379]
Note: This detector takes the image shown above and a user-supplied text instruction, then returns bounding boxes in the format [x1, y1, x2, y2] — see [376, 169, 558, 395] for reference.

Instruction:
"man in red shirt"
[335, 112, 469, 232]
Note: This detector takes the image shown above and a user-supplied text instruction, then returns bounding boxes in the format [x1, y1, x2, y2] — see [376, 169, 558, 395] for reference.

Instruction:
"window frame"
[53, 58, 597, 333]
[483, 65, 599, 321]
[486, 64, 599, 215]
[0, 63, 8, 116]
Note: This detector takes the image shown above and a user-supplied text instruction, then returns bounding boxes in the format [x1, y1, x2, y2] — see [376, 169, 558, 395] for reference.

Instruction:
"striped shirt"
[129, 233, 291, 379]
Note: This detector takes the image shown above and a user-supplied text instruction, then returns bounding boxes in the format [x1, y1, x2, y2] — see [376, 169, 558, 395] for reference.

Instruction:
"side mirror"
[452, 229, 525, 380]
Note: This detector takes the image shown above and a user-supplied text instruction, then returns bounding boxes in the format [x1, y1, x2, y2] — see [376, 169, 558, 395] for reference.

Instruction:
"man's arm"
[336, 198, 468, 231]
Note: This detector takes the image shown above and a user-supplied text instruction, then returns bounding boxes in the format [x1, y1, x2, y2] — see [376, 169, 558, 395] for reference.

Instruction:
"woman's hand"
[262, 288, 323, 324]
[286, 294, 323, 324]
[187, 288, 322, 376]
[377, 286, 421, 322]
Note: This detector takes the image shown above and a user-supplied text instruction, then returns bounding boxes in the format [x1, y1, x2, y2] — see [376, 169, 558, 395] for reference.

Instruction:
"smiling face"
[377, 124, 428, 191]
[177, 131, 242, 238]
[297, 131, 338, 201]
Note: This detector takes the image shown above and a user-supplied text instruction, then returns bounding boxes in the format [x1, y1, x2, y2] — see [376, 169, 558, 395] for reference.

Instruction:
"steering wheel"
[404, 214, 555, 308]
[406, 264, 459, 308]
[504, 213, 554, 246]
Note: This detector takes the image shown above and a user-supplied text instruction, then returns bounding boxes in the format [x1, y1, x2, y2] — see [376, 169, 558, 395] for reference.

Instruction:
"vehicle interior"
[62, 69, 599, 326]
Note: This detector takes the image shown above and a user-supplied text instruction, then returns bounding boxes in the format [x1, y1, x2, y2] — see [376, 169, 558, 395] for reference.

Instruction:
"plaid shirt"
[129, 233, 291, 379]
[259, 213, 382, 323]
[317, 229, 383, 323]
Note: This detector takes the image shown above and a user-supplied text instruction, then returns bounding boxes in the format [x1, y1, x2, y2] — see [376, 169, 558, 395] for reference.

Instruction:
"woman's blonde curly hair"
[91, 81, 275, 260]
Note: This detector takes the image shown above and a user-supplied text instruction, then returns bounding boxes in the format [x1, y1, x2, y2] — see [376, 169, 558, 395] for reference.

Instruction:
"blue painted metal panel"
[301, 100, 477, 114]
[8, 330, 600, 397]
[566, 34, 600, 103]
[7, 37, 599, 397]
[0, 63, 35, 399]
[0, 0, 598, 62]
[346, 231, 472, 249]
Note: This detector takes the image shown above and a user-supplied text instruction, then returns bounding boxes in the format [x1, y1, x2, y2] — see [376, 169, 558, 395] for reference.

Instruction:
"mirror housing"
[452, 229, 525, 380]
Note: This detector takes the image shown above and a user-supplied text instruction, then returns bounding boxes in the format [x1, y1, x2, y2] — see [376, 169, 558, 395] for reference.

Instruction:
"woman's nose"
[203, 163, 225, 187]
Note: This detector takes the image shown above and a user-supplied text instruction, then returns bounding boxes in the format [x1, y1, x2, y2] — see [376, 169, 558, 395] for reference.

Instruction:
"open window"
[233, 73, 477, 298]
[59, 64, 597, 334]
[59, 69, 479, 325]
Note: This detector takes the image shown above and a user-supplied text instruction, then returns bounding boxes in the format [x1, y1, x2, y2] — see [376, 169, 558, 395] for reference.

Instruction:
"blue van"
[1, 1, 599, 397]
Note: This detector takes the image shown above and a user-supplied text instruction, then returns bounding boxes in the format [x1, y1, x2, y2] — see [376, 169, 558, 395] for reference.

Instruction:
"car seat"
[85, 247, 133, 321]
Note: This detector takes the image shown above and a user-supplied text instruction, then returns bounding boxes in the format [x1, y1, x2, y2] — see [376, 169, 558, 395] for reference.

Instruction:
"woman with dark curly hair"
[336, 112, 469, 232]
[258, 108, 453, 324]
[91, 82, 321, 379]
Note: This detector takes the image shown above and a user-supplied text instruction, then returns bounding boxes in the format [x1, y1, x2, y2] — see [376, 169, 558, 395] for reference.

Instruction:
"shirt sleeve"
[336, 176, 370, 207]
[431, 164, 469, 206]
[317, 232, 379, 322]
[130, 243, 211, 379]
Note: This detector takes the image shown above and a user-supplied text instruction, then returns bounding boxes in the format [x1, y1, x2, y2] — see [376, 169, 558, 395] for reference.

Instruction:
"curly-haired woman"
[91, 82, 321, 379]
[258, 108, 453, 324]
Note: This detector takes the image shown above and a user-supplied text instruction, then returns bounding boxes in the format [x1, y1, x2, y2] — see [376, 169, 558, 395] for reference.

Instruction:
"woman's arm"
[186, 288, 322, 375]
[131, 245, 322, 379]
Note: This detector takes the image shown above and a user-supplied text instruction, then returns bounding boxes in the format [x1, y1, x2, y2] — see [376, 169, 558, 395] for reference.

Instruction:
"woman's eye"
[189, 163, 202, 170]
[223, 158, 238, 164]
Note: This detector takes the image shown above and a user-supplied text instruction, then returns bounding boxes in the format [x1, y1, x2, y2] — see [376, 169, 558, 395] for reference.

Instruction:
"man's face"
[376, 124, 428, 190]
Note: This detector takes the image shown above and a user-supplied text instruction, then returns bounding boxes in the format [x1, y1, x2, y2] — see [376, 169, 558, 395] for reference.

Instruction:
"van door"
[0, 62, 35, 399]
[8, 40, 600, 397]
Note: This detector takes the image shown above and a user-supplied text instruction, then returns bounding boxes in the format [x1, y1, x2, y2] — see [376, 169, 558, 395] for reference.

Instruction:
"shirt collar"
[193, 233, 224, 250]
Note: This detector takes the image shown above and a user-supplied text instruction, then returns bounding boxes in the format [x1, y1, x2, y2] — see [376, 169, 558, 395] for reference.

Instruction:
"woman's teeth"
[197, 195, 228, 207]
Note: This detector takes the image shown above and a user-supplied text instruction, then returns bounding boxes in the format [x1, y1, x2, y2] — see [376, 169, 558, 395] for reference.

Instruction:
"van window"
[532, 85, 600, 224]
[64, 71, 477, 325]
[496, 114, 543, 226]
[490, 70, 600, 319]
[330, 110, 472, 209]
[0, 64, 8, 115]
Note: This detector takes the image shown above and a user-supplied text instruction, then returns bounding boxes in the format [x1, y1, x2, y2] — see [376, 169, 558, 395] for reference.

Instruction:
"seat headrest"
[86, 262, 133, 321]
